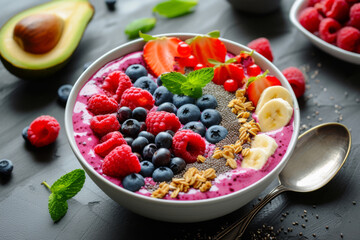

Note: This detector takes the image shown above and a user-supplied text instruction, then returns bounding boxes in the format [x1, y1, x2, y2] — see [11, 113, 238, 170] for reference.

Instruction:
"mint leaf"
[125, 18, 156, 39]
[207, 30, 220, 38]
[161, 72, 187, 95]
[48, 193, 68, 222]
[186, 67, 214, 88]
[51, 169, 86, 201]
[153, 0, 198, 18]
[139, 32, 158, 42]
[181, 83, 203, 98]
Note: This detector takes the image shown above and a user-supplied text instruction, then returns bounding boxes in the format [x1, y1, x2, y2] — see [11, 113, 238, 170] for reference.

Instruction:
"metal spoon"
[216, 122, 351, 240]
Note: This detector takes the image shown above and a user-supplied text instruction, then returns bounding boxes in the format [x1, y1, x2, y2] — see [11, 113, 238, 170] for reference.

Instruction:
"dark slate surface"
[1, 0, 359, 239]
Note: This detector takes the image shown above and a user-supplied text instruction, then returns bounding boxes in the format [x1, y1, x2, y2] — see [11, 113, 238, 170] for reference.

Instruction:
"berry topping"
[102, 71, 133, 102]
[246, 73, 281, 106]
[177, 103, 201, 124]
[172, 94, 196, 108]
[138, 131, 155, 143]
[177, 41, 191, 57]
[0, 159, 13, 176]
[57, 84, 72, 105]
[223, 79, 238, 92]
[182, 121, 206, 137]
[321, 0, 350, 21]
[94, 131, 127, 157]
[299, 7, 322, 33]
[196, 94, 218, 111]
[156, 76, 162, 86]
[169, 157, 186, 174]
[139, 161, 155, 177]
[155, 131, 173, 149]
[247, 37, 274, 62]
[122, 173, 145, 192]
[177, 54, 198, 68]
[28, 115, 60, 147]
[133, 76, 158, 94]
[152, 167, 174, 182]
[349, 3, 360, 30]
[121, 119, 141, 138]
[102, 144, 141, 178]
[157, 102, 177, 114]
[87, 94, 118, 115]
[120, 87, 155, 110]
[132, 107, 147, 122]
[117, 106, 132, 123]
[200, 109, 222, 128]
[205, 125, 228, 144]
[90, 114, 120, 136]
[145, 111, 181, 135]
[213, 63, 245, 86]
[131, 136, 149, 154]
[153, 86, 174, 106]
[282, 67, 306, 98]
[124, 137, 134, 146]
[152, 148, 171, 167]
[319, 18, 342, 43]
[194, 63, 205, 70]
[125, 64, 148, 83]
[142, 143, 158, 160]
[172, 130, 206, 163]
[247, 64, 262, 77]
[336, 26, 360, 52]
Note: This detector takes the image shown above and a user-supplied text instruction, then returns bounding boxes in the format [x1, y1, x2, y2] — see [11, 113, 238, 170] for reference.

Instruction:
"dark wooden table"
[1, 0, 359, 239]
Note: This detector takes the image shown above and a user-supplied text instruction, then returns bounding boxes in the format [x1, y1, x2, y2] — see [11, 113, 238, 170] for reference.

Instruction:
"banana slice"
[256, 86, 293, 114]
[241, 148, 269, 170]
[251, 134, 278, 156]
[257, 98, 293, 132]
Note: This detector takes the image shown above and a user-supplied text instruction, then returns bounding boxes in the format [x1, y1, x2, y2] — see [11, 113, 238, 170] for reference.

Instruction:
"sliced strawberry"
[212, 62, 245, 86]
[213, 64, 230, 85]
[246, 72, 281, 106]
[234, 51, 255, 68]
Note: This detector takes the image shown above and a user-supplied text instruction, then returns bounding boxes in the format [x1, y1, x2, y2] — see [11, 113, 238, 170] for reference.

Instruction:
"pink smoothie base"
[72, 51, 294, 201]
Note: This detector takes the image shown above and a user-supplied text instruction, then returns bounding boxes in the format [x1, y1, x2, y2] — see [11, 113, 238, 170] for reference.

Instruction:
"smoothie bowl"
[65, 33, 300, 222]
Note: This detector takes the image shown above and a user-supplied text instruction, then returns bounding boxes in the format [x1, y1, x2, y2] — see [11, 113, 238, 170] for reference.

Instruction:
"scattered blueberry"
[0, 159, 13, 176]
[155, 132, 173, 149]
[134, 152, 143, 162]
[125, 64, 148, 82]
[173, 94, 196, 108]
[152, 167, 174, 182]
[196, 94, 218, 111]
[124, 137, 134, 146]
[157, 102, 177, 114]
[132, 107, 147, 122]
[121, 119, 141, 138]
[22, 126, 30, 143]
[166, 130, 175, 137]
[156, 76, 162, 86]
[153, 86, 173, 106]
[139, 161, 155, 177]
[138, 131, 155, 143]
[152, 148, 171, 167]
[182, 121, 206, 137]
[131, 136, 149, 154]
[134, 76, 157, 94]
[200, 109, 222, 128]
[117, 107, 132, 123]
[139, 121, 147, 132]
[205, 125, 228, 144]
[142, 143, 157, 160]
[122, 173, 145, 192]
[57, 84, 72, 105]
[177, 104, 201, 124]
[169, 157, 186, 174]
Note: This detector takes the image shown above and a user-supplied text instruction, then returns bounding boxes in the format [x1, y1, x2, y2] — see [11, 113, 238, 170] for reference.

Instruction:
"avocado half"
[0, 0, 94, 80]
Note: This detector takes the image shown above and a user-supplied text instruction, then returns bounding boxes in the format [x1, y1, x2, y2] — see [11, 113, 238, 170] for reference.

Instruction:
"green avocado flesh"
[0, 0, 94, 79]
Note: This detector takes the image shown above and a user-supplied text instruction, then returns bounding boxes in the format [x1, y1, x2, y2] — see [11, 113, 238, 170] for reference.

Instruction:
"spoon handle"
[215, 184, 288, 240]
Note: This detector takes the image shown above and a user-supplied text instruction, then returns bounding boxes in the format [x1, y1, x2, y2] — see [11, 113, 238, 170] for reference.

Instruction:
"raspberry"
[319, 18, 342, 43]
[87, 94, 118, 115]
[172, 130, 206, 163]
[309, 0, 321, 6]
[90, 114, 120, 136]
[120, 87, 155, 110]
[102, 145, 141, 178]
[145, 111, 181, 136]
[102, 71, 133, 102]
[247, 38, 274, 62]
[336, 26, 360, 51]
[322, 0, 350, 21]
[282, 67, 306, 98]
[27, 115, 60, 147]
[349, 3, 360, 30]
[299, 7, 322, 33]
[94, 131, 127, 157]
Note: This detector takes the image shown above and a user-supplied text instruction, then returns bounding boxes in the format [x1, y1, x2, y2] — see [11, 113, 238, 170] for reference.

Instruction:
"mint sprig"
[153, 0, 198, 18]
[161, 67, 214, 98]
[125, 18, 156, 39]
[42, 169, 86, 222]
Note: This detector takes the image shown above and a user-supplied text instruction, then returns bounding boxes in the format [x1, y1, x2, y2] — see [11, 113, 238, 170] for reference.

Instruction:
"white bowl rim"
[289, 0, 360, 62]
[65, 32, 300, 207]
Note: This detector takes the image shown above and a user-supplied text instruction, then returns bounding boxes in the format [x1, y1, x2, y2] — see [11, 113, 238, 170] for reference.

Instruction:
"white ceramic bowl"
[65, 33, 300, 223]
[290, 0, 360, 65]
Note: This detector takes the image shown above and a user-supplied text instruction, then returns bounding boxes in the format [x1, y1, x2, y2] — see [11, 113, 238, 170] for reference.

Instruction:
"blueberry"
[139, 121, 147, 132]
[156, 76, 162, 86]
[134, 152, 143, 162]
[153, 86, 173, 106]
[138, 131, 155, 143]
[182, 121, 206, 137]
[157, 102, 177, 114]
[22, 126, 30, 143]
[177, 104, 201, 124]
[0, 159, 13, 176]
[105, 0, 117, 10]
[140, 161, 155, 177]
[124, 137, 134, 146]
[57, 84, 72, 105]
[134, 76, 157, 94]
[196, 94, 218, 111]
[125, 64, 148, 82]
[200, 109, 222, 128]
[173, 94, 196, 108]
[142, 143, 157, 160]
[121, 119, 141, 138]
[132, 107, 147, 122]
[117, 107, 132, 123]
[152, 148, 171, 167]
[83, 62, 92, 71]
[205, 125, 228, 144]
[155, 132, 173, 149]
[166, 130, 175, 136]
[131, 136, 149, 154]
[152, 167, 174, 182]
[169, 157, 186, 174]
[122, 173, 145, 192]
